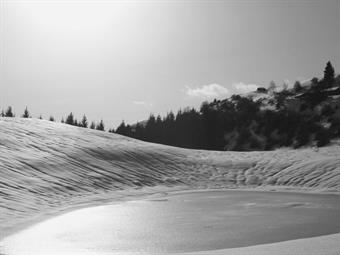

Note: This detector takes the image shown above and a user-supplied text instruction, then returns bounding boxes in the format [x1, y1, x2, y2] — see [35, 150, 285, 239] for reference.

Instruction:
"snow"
[182, 233, 340, 255]
[0, 118, 340, 254]
[2, 190, 340, 255]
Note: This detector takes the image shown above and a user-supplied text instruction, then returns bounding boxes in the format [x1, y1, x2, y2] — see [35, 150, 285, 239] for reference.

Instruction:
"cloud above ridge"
[132, 101, 153, 107]
[185, 83, 230, 99]
[232, 82, 259, 94]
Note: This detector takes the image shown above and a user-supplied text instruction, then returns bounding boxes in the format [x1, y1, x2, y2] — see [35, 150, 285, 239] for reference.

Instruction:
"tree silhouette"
[134, 122, 144, 139]
[96, 120, 105, 131]
[310, 77, 320, 90]
[38, 115, 43, 120]
[293, 81, 302, 93]
[1, 61, 335, 150]
[116, 121, 127, 135]
[22, 107, 30, 118]
[315, 127, 330, 147]
[65, 112, 74, 125]
[145, 114, 157, 142]
[5, 106, 14, 117]
[80, 115, 88, 128]
[117, 67, 337, 151]
[323, 61, 335, 87]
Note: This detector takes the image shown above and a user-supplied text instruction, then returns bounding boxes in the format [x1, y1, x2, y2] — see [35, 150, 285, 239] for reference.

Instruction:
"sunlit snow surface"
[2, 191, 340, 255]
[0, 118, 340, 253]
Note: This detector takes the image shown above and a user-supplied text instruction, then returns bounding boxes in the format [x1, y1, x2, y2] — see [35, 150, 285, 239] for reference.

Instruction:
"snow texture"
[182, 233, 340, 255]
[1, 118, 340, 239]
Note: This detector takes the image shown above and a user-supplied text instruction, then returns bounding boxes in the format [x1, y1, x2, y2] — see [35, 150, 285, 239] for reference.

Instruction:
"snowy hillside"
[1, 118, 340, 238]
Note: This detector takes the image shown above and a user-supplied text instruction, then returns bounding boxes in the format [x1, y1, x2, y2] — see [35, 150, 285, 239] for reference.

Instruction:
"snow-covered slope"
[1, 118, 340, 238]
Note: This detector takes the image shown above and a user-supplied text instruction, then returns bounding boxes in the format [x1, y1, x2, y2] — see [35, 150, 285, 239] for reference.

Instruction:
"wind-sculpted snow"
[0, 118, 340, 238]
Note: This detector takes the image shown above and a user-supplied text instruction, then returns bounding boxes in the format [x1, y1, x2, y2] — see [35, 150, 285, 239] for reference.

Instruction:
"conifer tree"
[81, 115, 88, 128]
[49, 116, 55, 121]
[96, 120, 105, 131]
[134, 122, 144, 139]
[65, 112, 74, 125]
[90, 121, 96, 129]
[22, 107, 30, 118]
[323, 61, 335, 87]
[293, 81, 302, 92]
[116, 121, 126, 135]
[5, 106, 14, 117]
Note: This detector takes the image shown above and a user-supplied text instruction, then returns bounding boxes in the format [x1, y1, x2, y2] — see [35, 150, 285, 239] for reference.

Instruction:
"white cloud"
[232, 82, 258, 94]
[185, 83, 230, 98]
[132, 101, 153, 107]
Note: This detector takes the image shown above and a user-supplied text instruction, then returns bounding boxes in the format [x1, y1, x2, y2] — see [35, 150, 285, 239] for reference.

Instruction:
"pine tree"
[38, 115, 43, 120]
[49, 116, 55, 121]
[65, 112, 74, 125]
[22, 106, 30, 118]
[90, 121, 96, 129]
[323, 61, 335, 87]
[134, 122, 144, 139]
[293, 81, 302, 93]
[0, 110, 4, 117]
[145, 114, 156, 141]
[61, 117, 65, 123]
[80, 115, 88, 128]
[311, 77, 319, 89]
[116, 121, 126, 135]
[5, 106, 14, 117]
[96, 120, 105, 131]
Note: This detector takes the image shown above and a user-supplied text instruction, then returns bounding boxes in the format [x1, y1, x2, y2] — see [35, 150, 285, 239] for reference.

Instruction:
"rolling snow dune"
[1, 117, 340, 240]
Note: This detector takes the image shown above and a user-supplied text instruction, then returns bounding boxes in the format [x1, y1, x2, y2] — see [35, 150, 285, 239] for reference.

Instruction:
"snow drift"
[0, 118, 340, 238]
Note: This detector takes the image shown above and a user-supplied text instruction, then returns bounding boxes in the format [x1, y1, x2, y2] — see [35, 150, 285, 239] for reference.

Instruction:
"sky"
[0, 0, 339, 128]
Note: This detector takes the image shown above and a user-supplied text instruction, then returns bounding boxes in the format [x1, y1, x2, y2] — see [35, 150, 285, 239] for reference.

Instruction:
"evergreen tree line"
[116, 61, 340, 150]
[61, 112, 105, 131]
[1, 61, 339, 151]
[0, 107, 107, 132]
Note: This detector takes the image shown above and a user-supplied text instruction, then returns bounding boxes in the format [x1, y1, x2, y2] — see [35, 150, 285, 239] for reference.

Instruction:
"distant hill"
[116, 65, 340, 151]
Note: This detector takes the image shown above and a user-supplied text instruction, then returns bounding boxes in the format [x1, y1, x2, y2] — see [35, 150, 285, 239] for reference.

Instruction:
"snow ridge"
[0, 118, 339, 237]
